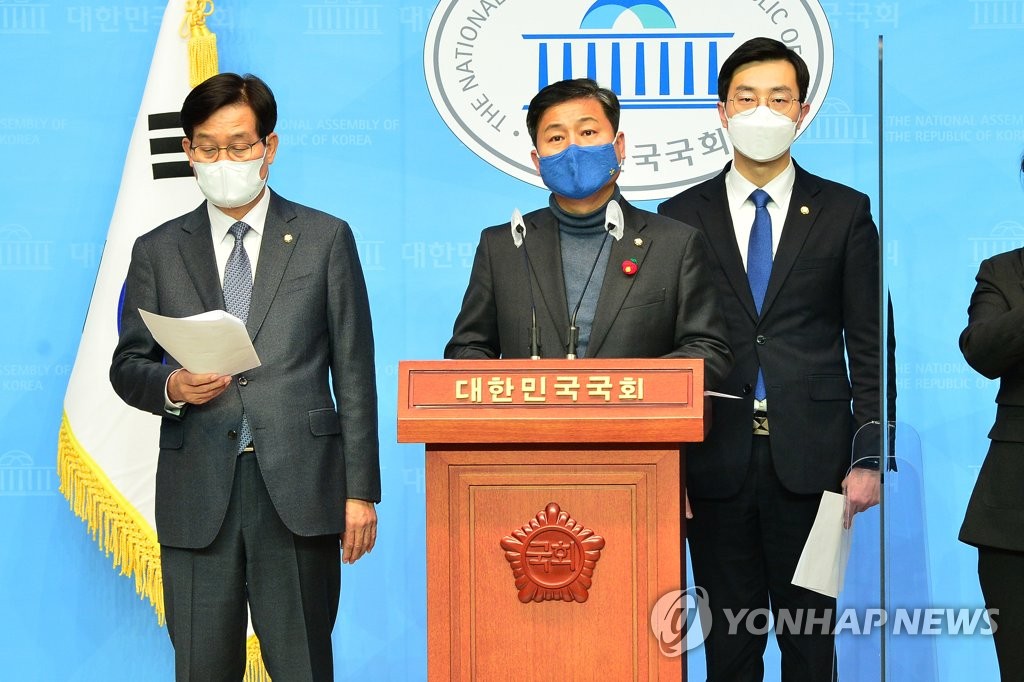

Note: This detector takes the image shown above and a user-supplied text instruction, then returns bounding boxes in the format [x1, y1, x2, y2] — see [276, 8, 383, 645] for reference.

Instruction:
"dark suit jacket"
[444, 196, 733, 388]
[959, 248, 1024, 551]
[110, 190, 380, 549]
[659, 162, 883, 498]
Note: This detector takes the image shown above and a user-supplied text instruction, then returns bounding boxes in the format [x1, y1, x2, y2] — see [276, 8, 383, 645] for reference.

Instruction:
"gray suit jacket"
[110, 190, 380, 549]
[444, 196, 733, 388]
[659, 162, 884, 498]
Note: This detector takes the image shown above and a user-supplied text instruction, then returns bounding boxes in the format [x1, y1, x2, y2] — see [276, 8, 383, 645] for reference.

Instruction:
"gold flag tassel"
[182, 0, 218, 87]
[58, 413, 165, 623]
[59, 414, 272, 680]
[247, 636, 272, 682]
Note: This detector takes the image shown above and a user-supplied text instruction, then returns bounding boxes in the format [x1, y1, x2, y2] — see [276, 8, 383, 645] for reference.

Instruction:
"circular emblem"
[500, 502, 606, 603]
[521, 526, 585, 588]
[425, 0, 834, 200]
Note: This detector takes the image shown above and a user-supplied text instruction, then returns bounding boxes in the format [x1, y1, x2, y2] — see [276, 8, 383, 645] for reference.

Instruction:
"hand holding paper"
[842, 468, 880, 528]
[791, 491, 852, 599]
[167, 369, 232, 406]
[139, 309, 261, 376]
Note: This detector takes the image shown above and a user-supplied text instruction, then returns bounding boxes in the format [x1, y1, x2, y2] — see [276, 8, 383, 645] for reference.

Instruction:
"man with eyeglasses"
[659, 38, 888, 680]
[110, 72, 380, 681]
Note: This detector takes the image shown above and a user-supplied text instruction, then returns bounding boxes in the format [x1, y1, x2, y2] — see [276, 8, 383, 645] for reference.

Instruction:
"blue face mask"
[537, 142, 621, 200]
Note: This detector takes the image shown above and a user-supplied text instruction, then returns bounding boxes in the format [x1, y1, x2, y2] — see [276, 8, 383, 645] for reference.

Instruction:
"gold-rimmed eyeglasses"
[727, 92, 799, 116]
[187, 138, 266, 162]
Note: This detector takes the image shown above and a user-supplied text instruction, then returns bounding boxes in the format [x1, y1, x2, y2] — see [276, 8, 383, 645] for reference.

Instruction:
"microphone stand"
[566, 226, 612, 359]
[512, 212, 542, 359]
[518, 226, 542, 360]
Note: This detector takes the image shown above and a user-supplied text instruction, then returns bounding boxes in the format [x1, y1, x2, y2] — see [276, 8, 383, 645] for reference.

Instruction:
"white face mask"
[192, 152, 268, 209]
[725, 105, 800, 163]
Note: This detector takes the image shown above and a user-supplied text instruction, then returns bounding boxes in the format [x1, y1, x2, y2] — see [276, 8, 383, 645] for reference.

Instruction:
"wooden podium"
[398, 359, 706, 681]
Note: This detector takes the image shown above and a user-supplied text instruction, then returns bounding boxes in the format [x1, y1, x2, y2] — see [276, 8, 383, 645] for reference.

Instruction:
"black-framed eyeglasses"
[727, 92, 800, 116]
[187, 138, 266, 162]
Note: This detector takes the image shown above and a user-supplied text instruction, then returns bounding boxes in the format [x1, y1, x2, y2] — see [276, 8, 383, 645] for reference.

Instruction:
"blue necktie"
[224, 221, 253, 452]
[747, 189, 772, 401]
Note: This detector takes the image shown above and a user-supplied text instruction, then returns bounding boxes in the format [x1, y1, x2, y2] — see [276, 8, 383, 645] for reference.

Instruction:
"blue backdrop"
[1, 1, 1022, 679]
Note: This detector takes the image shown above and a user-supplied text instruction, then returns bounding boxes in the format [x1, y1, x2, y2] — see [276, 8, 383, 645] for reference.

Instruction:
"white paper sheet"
[704, 391, 743, 399]
[139, 309, 261, 376]
[791, 491, 853, 599]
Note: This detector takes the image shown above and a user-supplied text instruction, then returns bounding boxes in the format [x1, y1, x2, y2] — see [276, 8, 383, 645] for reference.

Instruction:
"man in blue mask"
[445, 78, 732, 391]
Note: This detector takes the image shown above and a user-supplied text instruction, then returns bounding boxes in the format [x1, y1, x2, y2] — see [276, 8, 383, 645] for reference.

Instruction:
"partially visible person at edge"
[110, 72, 380, 681]
[659, 37, 893, 681]
[959, 150, 1024, 682]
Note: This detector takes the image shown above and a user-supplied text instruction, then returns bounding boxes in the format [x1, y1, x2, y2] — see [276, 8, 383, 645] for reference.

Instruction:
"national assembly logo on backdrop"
[424, 0, 834, 200]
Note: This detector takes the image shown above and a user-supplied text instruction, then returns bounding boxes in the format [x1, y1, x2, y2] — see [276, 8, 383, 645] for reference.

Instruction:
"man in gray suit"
[110, 73, 379, 681]
[445, 78, 732, 390]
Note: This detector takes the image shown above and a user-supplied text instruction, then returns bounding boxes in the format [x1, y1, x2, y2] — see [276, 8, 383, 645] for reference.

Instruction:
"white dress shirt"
[724, 160, 796, 269]
[207, 188, 270, 284]
[164, 190, 271, 411]
[724, 162, 796, 413]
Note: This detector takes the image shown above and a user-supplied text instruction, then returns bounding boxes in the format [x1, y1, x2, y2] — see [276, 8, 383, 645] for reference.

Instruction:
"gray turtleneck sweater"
[549, 189, 619, 358]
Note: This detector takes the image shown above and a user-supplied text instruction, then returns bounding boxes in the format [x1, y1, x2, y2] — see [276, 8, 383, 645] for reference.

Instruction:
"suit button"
[238, 376, 248, 386]
[228, 430, 238, 440]
[756, 335, 767, 345]
[742, 384, 752, 394]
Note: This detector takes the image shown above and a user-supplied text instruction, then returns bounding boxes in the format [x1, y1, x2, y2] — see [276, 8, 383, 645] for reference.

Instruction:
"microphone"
[566, 200, 625, 360]
[605, 199, 624, 241]
[511, 209, 541, 359]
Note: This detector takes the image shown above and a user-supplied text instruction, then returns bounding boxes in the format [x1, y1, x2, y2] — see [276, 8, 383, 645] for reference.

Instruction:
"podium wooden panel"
[398, 359, 705, 681]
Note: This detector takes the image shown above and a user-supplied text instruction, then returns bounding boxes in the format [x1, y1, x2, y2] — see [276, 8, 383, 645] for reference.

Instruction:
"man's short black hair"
[717, 37, 810, 103]
[180, 72, 277, 140]
[526, 78, 620, 146]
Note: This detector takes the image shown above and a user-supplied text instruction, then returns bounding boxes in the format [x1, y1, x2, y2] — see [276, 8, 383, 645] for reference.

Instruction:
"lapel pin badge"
[800, 206, 810, 215]
[283, 233, 294, 244]
[633, 237, 643, 247]
[621, 258, 639, 276]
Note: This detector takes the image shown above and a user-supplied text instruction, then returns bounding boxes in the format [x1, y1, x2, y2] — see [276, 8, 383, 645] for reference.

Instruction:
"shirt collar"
[725, 159, 796, 210]
[207, 188, 271, 244]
